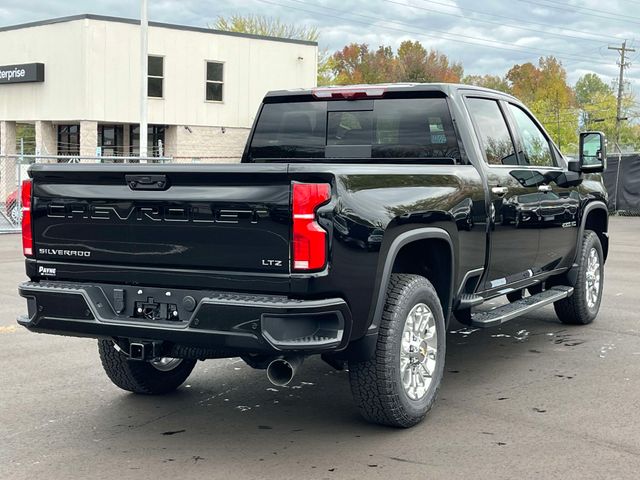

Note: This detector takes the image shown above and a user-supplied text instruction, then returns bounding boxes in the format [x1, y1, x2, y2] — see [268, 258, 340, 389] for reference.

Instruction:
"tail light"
[292, 182, 331, 271]
[21, 179, 33, 256]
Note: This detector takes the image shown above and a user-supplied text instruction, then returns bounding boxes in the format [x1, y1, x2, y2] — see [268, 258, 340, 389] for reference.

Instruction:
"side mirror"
[579, 131, 607, 173]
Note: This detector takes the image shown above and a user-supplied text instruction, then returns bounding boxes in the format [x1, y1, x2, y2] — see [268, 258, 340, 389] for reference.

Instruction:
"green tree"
[575, 73, 613, 106]
[507, 57, 577, 151]
[396, 41, 428, 82]
[213, 15, 323, 85]
[317, 48, 335, 86]
[462, 74, 511, 93]
[212, 14, 319, 42]
[396, 41, 463, 83]
[573, 73, 640, 149]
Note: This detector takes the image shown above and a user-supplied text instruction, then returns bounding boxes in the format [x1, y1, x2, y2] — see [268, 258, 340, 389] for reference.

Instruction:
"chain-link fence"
[0, 154, 173, 232]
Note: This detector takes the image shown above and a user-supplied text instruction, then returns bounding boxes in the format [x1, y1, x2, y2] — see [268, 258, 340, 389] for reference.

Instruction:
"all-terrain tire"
[98, 339, 197, 394]
[348, 274, 446, 428]
[554, 230, 604, 325]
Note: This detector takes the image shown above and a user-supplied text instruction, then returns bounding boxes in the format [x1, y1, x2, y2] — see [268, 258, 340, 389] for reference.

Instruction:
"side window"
[206, 61, 224, 101]
[148, 56, 164, 98]
[507, 104, 555, 167]
[466, 98, 517, 166]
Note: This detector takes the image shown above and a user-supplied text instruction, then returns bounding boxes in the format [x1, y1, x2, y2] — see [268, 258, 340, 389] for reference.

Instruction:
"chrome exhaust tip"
[266, 356, 304, 387]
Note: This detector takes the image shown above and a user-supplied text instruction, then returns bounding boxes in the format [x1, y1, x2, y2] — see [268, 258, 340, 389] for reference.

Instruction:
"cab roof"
[264, 83, 518, 101]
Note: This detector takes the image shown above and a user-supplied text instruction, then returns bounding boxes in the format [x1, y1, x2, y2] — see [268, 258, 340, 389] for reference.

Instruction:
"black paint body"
[18, 84, 609, 359]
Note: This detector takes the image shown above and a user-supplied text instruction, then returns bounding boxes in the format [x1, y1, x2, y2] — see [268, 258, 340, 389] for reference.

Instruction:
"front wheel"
[348, 274, 446, 428]
[554, 230, 604, 325]
[98, 339, 197, 394]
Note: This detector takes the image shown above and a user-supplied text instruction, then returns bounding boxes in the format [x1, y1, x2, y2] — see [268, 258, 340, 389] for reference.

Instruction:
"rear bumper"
[18, 281, 352, 355]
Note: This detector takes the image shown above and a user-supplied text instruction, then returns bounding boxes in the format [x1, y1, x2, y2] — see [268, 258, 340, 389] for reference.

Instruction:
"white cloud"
[1, 0, 638, 87]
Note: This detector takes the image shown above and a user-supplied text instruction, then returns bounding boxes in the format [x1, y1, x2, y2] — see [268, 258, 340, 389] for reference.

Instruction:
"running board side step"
[457, 293, 484, 310]
[471, 286, 573, 328]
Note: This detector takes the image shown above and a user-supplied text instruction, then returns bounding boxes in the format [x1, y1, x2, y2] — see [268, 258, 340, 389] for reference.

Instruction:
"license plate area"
[134, 298, 180, 322]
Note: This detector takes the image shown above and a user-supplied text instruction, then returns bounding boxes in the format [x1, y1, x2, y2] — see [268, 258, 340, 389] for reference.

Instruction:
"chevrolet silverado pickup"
[18, 84, 609, 427]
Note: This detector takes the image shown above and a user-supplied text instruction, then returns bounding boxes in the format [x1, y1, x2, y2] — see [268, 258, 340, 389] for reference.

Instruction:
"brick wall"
[165, 125, 249, 163]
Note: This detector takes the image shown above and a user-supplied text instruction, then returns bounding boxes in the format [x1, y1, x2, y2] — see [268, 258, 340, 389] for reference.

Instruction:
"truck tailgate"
[30, 164, 292, 274]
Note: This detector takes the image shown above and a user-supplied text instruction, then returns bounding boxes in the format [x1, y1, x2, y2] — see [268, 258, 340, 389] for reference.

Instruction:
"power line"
[386, 0, 610, 44]
[410, 0, 620, 42]
[257, 0, 614, 66]
[516, 0, 640, 26]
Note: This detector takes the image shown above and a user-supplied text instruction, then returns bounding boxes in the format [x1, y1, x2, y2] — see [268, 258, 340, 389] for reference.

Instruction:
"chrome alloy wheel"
[585, 247, 601, 309]
[400, 302, 438, 401]
[150, 357, 183, 372]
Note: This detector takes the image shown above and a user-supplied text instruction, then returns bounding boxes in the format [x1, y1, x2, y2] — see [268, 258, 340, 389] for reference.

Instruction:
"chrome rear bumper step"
[471, 286, 573, 328]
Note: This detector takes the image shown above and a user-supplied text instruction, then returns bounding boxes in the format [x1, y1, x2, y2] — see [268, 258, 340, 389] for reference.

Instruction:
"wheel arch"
[369, 228, 455, 330]
[581, 201, 609, 262]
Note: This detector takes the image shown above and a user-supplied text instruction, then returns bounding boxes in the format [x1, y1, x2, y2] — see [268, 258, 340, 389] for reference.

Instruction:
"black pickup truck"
[18, 84, 609, 427]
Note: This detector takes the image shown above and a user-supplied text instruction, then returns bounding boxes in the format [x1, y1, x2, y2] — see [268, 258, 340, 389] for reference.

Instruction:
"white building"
[0, 14, 318, 162]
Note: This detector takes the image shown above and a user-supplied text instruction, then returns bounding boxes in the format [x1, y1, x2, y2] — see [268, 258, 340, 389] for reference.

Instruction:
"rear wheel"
[554, 230, 604, 325]
[98, 339, 196, 394]
[348, 274, 446, 428]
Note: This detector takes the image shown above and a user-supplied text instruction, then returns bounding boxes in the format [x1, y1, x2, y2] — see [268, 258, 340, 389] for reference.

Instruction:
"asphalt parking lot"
[1, 216, 639, 479]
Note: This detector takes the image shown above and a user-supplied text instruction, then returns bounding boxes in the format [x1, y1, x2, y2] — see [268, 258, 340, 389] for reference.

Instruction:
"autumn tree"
[395, 41, 463, 82]
[329, 44, 396, 84]
[462, 74, 511, 93]
[328, 41, 462, 85]
[396, 41, 429, 82]
[506, 57, 577, 150]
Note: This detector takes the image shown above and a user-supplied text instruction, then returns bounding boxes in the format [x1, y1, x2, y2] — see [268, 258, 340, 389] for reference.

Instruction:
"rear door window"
[248, 97, 460, 162]
[466, 97, 518, 166]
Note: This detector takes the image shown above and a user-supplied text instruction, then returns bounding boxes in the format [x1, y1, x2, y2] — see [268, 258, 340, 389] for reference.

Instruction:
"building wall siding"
[0, 17, 317, 129]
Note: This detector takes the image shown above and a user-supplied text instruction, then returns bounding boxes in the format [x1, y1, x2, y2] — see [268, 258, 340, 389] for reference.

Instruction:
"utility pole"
[608, 40, 635, 146]
[555, 91, 561, 149]
[139, 0, 148, 161]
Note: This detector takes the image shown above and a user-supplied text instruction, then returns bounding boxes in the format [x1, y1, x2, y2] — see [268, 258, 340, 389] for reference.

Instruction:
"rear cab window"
[247, 95, 461, 163]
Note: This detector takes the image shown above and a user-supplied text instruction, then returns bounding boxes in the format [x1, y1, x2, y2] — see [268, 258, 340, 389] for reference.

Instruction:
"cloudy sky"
[1, 0, 638, 87]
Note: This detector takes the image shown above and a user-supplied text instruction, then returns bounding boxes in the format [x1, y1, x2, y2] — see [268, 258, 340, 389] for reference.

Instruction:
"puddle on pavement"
[599, 343, 615, 358]
[490, 329, 529, 342]
[449, 327, 480, 337]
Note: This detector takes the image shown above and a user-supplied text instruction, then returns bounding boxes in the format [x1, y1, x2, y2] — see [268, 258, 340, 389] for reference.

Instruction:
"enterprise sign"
[0, 63, 45, 84]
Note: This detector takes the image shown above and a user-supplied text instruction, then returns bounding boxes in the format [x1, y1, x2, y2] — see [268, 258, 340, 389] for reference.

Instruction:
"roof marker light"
[312, 86, 386, 99]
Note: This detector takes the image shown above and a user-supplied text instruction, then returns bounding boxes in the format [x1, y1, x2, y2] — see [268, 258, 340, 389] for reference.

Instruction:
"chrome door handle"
[491, 186, 508, 196]
[538, 185, 553, 193]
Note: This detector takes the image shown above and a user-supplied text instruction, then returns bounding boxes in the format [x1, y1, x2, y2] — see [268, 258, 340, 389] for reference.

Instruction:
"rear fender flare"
[368, 227, 455, 330]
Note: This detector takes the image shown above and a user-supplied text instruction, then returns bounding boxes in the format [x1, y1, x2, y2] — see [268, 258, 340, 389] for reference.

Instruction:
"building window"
[206, 61, 223, 101]
[130, 124, 166, 158]
[148, 56, 164, 98]
[57, 124, 80, 156]
[98, 124, 124, 156]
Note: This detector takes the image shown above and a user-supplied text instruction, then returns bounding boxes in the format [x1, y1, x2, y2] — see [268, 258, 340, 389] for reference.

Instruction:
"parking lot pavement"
[1, 216, 639, 479]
